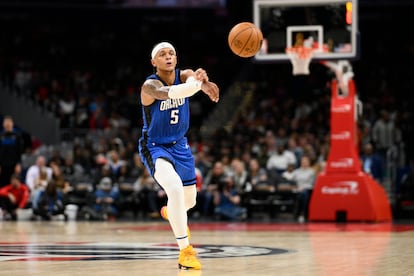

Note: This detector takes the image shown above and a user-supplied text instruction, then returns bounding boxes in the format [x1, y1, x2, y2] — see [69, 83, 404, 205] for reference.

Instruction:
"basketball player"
[138, 42, 219, 270]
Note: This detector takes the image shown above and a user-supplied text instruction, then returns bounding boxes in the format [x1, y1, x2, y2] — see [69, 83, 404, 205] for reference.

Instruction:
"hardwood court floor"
[0, 220, 413, 276]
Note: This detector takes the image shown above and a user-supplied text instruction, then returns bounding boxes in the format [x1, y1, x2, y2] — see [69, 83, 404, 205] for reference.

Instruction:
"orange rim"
[285, 46, 313, 59]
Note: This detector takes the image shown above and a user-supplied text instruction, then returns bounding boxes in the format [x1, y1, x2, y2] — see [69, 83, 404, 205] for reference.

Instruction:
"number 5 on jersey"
[170, 109, 179, 124]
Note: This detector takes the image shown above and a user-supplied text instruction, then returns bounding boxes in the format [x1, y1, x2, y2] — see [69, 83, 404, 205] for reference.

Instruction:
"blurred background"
[0, 0, 413, 222]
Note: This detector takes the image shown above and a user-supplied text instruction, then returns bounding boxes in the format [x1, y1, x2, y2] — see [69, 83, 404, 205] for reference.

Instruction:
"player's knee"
[184, 185, 197, 210]
[185, 196, 196, 210]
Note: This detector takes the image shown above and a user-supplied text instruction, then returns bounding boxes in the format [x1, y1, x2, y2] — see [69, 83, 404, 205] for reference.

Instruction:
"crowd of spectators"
[0, 7, 236, 135]
[0, 4, 413, 221]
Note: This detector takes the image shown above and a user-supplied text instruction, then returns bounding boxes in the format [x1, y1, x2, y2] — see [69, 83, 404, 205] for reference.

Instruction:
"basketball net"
[286, 46, 314, 75]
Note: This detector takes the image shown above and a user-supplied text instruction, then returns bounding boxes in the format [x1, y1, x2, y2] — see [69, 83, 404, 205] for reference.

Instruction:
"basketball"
[228, 22, 263, 58]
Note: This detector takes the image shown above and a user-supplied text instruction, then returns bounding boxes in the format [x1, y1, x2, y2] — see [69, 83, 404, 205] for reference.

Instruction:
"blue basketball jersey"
[141, 69, 190, 144]
[138, 68, 196, 185]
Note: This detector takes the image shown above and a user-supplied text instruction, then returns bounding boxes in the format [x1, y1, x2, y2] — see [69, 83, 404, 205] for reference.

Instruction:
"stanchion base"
[309, 172, 392, 222]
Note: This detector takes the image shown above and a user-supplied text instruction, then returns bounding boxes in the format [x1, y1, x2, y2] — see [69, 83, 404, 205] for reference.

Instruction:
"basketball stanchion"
[308, 59, 392, 222]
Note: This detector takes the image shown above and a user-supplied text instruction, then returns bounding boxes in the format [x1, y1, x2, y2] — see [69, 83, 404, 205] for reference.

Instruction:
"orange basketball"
[228, 22, 263, 58]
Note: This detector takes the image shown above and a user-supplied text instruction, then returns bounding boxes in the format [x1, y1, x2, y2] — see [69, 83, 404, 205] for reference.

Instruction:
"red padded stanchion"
[308, 80, 392, 222]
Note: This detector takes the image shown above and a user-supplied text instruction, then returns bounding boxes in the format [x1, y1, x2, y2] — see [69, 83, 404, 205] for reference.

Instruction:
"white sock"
[154, 159, 189, 250]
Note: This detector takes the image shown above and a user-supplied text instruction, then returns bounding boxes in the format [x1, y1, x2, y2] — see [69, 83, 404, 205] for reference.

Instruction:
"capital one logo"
[329, 158, 354, 168]
[331, 131, 351, 140]
[321, 181, 359, 195]
[332, 104, 351, 113]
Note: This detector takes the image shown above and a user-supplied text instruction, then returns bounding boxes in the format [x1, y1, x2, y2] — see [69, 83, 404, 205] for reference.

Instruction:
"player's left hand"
[194, 68, 209, 82]
[201, 81, 219, 102]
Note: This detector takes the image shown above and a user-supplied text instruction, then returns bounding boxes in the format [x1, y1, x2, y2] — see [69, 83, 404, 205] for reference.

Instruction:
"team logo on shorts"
[0, 242, 292, 261]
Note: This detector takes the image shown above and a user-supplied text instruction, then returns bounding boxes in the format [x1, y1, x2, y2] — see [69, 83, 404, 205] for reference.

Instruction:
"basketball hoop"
[286, 46, 314, 75]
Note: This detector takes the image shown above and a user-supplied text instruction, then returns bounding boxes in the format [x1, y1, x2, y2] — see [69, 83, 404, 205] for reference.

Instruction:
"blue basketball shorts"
[138, 136, 196, 186]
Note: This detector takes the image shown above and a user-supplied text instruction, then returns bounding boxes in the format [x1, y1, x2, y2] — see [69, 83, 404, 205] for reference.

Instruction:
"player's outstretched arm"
[141, 79, 170, 105]
[141, 69, 218, 105]
[193, 68, 219, 103]
[141, 75, 202, 105]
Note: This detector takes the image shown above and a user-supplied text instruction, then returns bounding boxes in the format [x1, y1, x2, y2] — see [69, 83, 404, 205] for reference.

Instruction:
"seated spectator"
[25, 155, 53, 207]
[360, 142, 384, 182]
[134, 168, 166, 219]
[31, 168, 50, 212]
[61, 155, 84, 184]
[213, 175, 247, 221]
[266, 142, 297, 175]
[32, 179, 66, 221]
[107, 149, 126, 181]
[48, 149, 65, 168]
[242, 158, 273, 219]
[291, 155, 316, 222]
[50, 162, 71, 192]
[245, 158, 269, 192]
[229, 158, 249, 193]
[282, 163, 296, 182]
[198, 161, 228, 218]
[287, 137, 303, 168]
[116, 163, 132, 185]
[0, 174, 30, 220]
[92, 164, 113, 191]
[93, 177, 119, 220]
[279, 162, 298, 192]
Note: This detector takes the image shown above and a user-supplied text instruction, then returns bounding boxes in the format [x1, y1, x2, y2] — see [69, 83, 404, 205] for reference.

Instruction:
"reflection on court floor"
[0, 221, 413, 276]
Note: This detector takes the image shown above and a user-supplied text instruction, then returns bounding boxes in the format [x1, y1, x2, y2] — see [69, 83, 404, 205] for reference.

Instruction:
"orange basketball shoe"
[160, 205, 169, 220]
[178, 245, 202, 270]
[160, 206, 191, 240]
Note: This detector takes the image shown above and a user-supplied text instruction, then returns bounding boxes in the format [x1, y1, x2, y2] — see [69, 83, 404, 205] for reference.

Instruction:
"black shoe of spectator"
[3, 212, 11, 221]
[11, 212, 17, 221]
[3, 211, 17, 221]
[41, 215, 52, 221]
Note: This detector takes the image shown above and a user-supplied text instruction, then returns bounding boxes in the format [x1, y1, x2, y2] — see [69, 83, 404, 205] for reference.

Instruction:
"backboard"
[253, 0, 359, 61]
